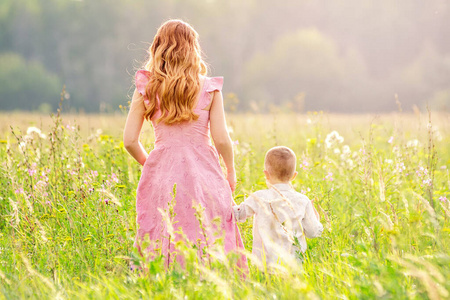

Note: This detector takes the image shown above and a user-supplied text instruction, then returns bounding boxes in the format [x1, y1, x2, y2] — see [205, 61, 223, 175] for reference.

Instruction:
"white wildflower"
[26, 127, 46, 139]
[406, 139, 420, 148]
[434, 127, 443, 141]
[342, 145, 351, 155]
[27, 127, 41, 135]
[346, 159, 354, 167]
[325, 131, 344, 148]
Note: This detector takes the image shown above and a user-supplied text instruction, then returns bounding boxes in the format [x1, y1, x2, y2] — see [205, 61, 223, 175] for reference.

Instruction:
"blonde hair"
[265, 146, 297, 182]
[143, 19, 207, 124]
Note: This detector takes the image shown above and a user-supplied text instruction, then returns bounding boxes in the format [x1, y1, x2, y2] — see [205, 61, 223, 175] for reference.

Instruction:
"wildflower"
[41, 171, 49, 182]
[28, 169, 37, 176]
[422, 179, 432, 186]
[91, 170, 99, 177]
[388, 136, 394, 144]
[45, 200, 51, 205]
[111, 173, 119, 183]
[342, 145, 351, 155]
[15, 188, 24, 194]
[325, 131, 344, 148]
[396, 162, 406, 173]
[406, 139, 420, 148]
[233, 140, 239, 145]
[299, 158, 309, 171]
[416, 166, 428, 177]
[301, 187, 311, 195]
[34, 180, 47, 188]
[345, 159, 354, 167]
[27, 127, 41, 135]
[26, 127, 46, 139]
[324, 172, 334, 182]
[416, 166, 432, 187]
[439, 196, 447, 203]
[434, 129, 443, 141]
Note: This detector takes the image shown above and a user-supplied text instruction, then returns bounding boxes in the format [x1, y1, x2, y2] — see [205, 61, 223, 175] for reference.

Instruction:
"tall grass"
[0, 109, 449, 299]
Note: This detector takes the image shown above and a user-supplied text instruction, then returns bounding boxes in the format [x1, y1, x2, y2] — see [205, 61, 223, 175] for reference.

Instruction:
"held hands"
[226, 169, 237, 193]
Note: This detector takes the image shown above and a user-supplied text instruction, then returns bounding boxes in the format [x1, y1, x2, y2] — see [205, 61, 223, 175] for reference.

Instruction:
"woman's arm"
[123, 89, 148, 166]
[209, 90, 236, 192]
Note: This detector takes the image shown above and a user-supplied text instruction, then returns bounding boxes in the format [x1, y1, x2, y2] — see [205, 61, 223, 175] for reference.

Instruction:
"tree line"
[0, 0, 449, 113]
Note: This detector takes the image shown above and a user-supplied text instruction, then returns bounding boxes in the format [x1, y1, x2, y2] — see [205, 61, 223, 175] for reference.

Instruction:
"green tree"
[242, 29, 367, 111]
[0, 53, 62, 111]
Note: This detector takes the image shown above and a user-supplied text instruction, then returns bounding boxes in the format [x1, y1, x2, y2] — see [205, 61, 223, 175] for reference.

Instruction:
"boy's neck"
[267, 179, 291, 186]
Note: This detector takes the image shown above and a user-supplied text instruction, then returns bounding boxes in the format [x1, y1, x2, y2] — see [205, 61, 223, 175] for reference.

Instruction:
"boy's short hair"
[264, 146, 297, 182]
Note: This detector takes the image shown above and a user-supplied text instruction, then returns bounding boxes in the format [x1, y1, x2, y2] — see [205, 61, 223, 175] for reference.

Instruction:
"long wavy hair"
[143, 19, 207, 124]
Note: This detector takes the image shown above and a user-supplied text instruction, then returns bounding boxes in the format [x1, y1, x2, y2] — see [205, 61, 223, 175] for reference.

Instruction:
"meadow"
[0, 109, 449, 299]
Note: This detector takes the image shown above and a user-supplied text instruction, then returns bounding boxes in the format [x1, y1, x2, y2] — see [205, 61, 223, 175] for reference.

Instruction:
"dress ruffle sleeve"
[205, 77, 224, 93]
[199, 76, 224, 110]
[135, 70, 151, 106]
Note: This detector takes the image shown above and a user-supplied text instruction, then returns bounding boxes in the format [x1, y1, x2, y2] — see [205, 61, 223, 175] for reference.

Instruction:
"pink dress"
[134, 70, 246, 268]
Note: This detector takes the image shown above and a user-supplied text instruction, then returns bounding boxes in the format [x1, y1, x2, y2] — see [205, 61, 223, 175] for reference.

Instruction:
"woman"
[123, 19, 246, 269]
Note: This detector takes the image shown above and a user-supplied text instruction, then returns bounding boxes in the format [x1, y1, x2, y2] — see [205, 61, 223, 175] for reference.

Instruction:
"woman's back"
[135, 70, 223, 149]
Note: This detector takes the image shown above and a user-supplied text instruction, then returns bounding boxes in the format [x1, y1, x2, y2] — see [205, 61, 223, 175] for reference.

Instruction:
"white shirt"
[233, 183, 323, 268]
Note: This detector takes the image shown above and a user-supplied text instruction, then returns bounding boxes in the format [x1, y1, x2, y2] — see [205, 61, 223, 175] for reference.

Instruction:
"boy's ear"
[291, 171, 298, 181]
[264, 169, 270, 180]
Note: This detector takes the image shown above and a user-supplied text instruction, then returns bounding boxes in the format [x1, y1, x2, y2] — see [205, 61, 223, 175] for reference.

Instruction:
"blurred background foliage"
[0, 0, 449, 113]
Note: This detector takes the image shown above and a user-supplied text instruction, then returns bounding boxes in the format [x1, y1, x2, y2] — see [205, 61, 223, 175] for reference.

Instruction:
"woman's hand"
[227, 169, 237, 192]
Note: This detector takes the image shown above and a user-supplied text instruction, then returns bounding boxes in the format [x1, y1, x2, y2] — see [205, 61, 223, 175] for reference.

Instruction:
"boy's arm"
[232, 196, 256, 222]
[302, 200, 324, 238]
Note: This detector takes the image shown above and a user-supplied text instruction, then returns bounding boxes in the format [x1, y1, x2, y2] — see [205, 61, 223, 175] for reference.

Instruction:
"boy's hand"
[227, 170, 236, 192]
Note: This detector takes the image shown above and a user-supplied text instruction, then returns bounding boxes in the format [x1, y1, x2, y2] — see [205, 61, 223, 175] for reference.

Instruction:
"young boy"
[233, 146, 323, 269]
